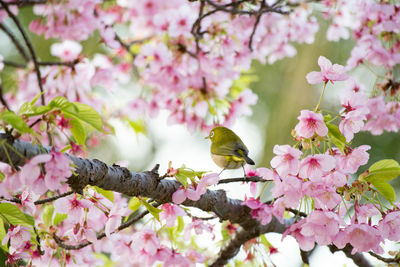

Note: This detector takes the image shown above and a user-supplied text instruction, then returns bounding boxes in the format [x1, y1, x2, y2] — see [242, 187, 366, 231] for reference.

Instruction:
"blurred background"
[1, 7, 400, 267]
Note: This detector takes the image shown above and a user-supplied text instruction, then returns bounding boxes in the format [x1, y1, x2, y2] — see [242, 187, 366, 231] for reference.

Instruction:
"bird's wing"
[213, 140, 249, 156]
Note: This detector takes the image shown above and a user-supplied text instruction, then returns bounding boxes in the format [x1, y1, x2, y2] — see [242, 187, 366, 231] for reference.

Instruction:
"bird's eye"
[210, 131, 214, 138]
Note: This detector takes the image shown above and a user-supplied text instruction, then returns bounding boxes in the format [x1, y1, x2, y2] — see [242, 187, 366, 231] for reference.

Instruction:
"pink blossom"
[2, 225, 31, 250]
[355, 204, 380, 224]
[131, 229, 160, 255]
[339, 110, 367, 142]
[341, 145, 370, 174]
[19, 154, 52, 195]
[378, 211, 400, 241]
[270, 145, 302, 177]
[336, 224, 384, 254]
[306, 56, 348, 84]
[172, 173, 219, 204]
[197, 173, 219, 195]
[162, 250, 192, 267]
[251, 167, 276, 181]
[283, 220, 315, 251]
[300, 210, 343, 246]
[159, 203, 186, 227]
[303, 181, 341, 210]
[105, 199, 130, 237]
[299, 154, 336, 181]
[54, 194, 93, 223]
[172, 186, 199, 204]
[294, 110, 328, 138]
[18, 188, 39, 214]
[186, 249, 205, 264]
[241, 198, 273, 225]
[50, 40, 82, 61]
[43, 150, 73, 191]
[184, 219, 214, 240]
[272, 175, 303, 208]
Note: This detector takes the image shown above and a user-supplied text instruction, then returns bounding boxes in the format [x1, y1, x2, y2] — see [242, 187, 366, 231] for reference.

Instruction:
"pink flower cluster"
[29, 0, 102, 41]
[0, 150, 73, 198]
[242, 141, 400, 254]
[172, 173, 219, 204]
[122, 0, 319, 131]
[364, 96, 400, 135]
[324, 0, 400, 69]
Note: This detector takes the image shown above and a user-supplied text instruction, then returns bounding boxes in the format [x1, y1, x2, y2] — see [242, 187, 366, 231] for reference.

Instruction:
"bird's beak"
[204, 136, 209, 139]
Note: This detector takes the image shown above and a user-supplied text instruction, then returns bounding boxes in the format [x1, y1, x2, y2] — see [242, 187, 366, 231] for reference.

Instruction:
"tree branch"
[329, 244, 374, 267]
[368, 251, 400, 264]
[217, 176, 266, 184]
[209, 218, 288, 266]
[0, 84, 10, 110]
[0, 22, 29, 61]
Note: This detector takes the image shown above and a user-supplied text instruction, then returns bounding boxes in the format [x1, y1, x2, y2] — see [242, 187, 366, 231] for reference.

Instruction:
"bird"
[205, 126, 255, 176]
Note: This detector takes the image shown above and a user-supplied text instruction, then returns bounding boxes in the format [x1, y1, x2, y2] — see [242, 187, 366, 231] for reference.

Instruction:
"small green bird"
[205, 126, 255, 174]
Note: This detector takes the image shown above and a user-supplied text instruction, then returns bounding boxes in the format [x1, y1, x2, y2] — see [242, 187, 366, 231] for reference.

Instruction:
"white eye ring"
[210, 131, 214, 138]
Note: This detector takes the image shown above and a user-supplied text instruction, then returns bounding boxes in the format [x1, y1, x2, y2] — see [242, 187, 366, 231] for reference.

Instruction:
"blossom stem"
[315, 81, 327, 112]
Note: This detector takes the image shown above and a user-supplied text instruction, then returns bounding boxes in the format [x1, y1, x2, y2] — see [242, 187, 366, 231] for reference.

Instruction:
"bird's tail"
[244, 155, 255, 165]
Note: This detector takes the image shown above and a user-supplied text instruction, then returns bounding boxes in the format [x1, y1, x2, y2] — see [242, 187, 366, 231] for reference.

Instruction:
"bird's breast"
[211, 154, 245, 169]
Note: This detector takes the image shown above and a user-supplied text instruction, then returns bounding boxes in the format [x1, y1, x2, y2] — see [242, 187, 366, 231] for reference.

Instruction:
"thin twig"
[0, 84, 10, 110]
[3, 60, 26, 68]
[248, 0, 265, 51]
[38, 60, 79, 68]
[368, 251, 400, 264]
[0, 191, 74, 205]
[0, 0, 45, 105]
[0, 22, 29, 61]
[53, 202, 160, 250]
[0, 0, 47, 7]
[217, 176, 265, 184]
[34, 191, 74, 205]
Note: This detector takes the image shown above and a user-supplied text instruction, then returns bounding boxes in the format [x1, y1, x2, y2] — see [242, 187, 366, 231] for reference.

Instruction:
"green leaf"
[128, 197, 141, 212]
[53, 213, 68, 226]
[62, 102, 103, 131]
[0, 111, 33, 134]
[140, 200, 162, 221]
[49, 96, 74, 110]
[176, 216, 184, 233]
[0, 203, 34, 226]
[94, 253, 115, 267]
[371, 181, 396, 202]
[42, 205, 54, 227]
[326, 123, 346, 153]
[92, 186, 114, 202]
[220, 221, 230, 241]
[70, 118, 87, 145]
[127, 119, 147, 135]
[0, 218, 8, 252]
[259, 234, 272, 248]
[175, 172, 189, 187]
[0, 171, 4, 181]
[366, 159, 400, 182]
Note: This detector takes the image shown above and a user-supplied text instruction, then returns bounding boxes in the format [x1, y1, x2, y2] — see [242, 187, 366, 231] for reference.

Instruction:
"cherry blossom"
[306, 56, 348, 84]
[270, 145, 302, 177]
[50, 40, 82, 61]
[159, 203, 186, 227]
[294, 110, 328, 138]
[2, 225, 31, 250]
